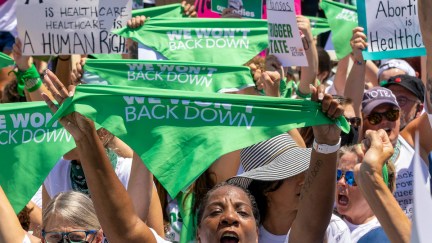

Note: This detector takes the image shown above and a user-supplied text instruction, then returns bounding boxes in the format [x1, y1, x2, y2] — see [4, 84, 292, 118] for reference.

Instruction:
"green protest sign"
[211, 0, 263, 19]
[83, 59, 255, 93]
[50, 85, 349, 198]
[0, 102, 75, 213]
[132, 3, 184, 18]
[0, 52, 14, 70]
[113, 18, 269, 65]
[306, 16, 331, 37]
[320, 0, 358, 59]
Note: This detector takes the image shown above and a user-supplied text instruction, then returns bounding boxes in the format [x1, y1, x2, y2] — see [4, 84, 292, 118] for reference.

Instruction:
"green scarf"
[83, 59, 254, 93]
[320, 0, 358, 59]
[112, 18, 268, 65]
[132, 3, 184, 18]
[49, 84, 349, 198]
[306, 16, 331, 37]
[0, 102, 76, 213]
[0, 52, 14, 70]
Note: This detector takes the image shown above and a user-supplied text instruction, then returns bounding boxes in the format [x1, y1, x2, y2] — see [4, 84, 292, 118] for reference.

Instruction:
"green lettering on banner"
[112, 18, 268, 66]
[50, 84, 349, 199]
[211, 0, 263, 19]
[83, 59, 255, 92]
[0, 102, 76, 213]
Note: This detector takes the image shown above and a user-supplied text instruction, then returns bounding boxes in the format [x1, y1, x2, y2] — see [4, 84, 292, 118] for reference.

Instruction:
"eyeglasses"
[344, 116, 361, 128]
[42, 230, 98, 243]
[396, 96, 420, 107]
[366, 109, 400, 125]
[337, 169, 356, 186]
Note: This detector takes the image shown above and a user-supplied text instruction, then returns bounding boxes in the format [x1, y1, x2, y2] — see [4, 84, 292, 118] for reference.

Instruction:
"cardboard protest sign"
[211, 0, 263, 19]
[0, 102, 75, 213]
[16, 0, 132, 55]
[113, 18, 268, 65]
[83, 59, 255, 93]
[320, 0, 358, 60]
[357, 0, 426, 60]
[267, 0, 307, 67]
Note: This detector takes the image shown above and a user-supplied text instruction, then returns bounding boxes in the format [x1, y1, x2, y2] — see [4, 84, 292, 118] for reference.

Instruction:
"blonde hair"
[43, 191, 100, 230]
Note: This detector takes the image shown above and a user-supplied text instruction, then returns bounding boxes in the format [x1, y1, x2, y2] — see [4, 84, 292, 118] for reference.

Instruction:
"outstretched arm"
[290, 86, 343, 242]
[42, 70, 157, 243]
[297, 16, 318, 96]
[355, 130, 411, 243]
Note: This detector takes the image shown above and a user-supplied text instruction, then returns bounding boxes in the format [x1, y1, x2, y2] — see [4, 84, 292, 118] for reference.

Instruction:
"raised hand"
[182, 1, 197, 17]
[350, 27, 367, 64]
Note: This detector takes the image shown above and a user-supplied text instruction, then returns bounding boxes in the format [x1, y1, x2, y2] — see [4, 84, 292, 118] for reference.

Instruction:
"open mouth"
[338, 194, 349, 206]
[220, 232, 239, 243]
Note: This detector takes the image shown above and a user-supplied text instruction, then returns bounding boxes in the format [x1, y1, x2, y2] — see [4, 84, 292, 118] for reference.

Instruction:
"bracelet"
[58, 55, 71, 61]
[312, 138, 341, 154]
[13, 64, 42, 96]
[295, 88, 311, 99]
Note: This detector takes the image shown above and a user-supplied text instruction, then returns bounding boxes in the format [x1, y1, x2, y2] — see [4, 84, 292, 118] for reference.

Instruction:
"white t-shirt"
[0, 0, 17, 36]
[44, 157, 132, 198]
[394, 136, 430, 220]
[22, 235, 31, 243]
[259, 214, 351, 243]
[344, 217, 389, 242]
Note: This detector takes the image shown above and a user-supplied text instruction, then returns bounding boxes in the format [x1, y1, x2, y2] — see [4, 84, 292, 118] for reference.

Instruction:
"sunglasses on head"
[366, 109, 399, 125]
[344, 117, 361, 128]
[337, 169, 356, 186]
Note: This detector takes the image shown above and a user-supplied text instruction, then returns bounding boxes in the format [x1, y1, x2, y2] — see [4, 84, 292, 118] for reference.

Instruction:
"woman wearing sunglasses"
[335, 145, 395, 242]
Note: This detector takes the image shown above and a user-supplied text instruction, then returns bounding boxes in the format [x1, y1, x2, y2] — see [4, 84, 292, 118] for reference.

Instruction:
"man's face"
[387, 84, 421, 128]
[362, 104, 400, 146]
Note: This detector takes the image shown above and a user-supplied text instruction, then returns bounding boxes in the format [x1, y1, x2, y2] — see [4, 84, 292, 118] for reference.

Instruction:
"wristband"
[382, 163, 389, 188]
[295, 88, 311, 99]
[14, 64, 42, 97]
[313, 138, 341, 154]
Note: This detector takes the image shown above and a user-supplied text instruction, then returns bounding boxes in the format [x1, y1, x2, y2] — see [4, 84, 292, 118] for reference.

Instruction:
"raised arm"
[355, 129, 411, 243]
[344, 27, 367, 117]
[42, 70, 157, 243]
[290, 86, 343, 242]
[297, 15, 318, 96]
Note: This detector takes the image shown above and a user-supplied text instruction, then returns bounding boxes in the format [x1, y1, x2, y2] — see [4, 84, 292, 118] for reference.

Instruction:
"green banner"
[320, 0, 358, 60]
[113, 18, 269, 65]
[50, 85, 349, 198]
[306, 16, 331, 37]
[83, 59, 255, 93]
[0, 102, 75, 213]
[132, 3, 184, 18]
[0, 52, 14, 70]
[211, 0, 263, 19]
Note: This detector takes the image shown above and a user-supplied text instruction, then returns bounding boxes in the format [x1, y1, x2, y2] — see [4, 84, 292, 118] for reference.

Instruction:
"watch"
[313, 138, 341, 154]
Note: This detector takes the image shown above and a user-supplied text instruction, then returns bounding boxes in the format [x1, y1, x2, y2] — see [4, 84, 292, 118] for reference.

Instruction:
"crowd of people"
[0, 0, 432, 242]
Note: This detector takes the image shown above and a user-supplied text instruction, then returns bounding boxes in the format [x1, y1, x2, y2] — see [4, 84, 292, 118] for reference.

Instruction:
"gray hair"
[43, 191, 100, 230]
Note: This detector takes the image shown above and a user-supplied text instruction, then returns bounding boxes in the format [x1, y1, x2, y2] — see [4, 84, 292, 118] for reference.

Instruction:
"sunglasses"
[344, 116, 361, 128]
[366, 109, 399, 125]
[337, 169, 356, 186]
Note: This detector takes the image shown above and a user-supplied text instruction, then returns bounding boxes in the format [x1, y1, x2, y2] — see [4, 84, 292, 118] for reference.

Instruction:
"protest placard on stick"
[357, 0, 426, 60]
[266, 0, 307, 67]
[16, 0, 132, 55]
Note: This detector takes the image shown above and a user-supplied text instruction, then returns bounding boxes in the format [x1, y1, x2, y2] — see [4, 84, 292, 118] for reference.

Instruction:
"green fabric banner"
[83, 59, 255, 93]
[132, 3, 184, 18]
[0, 52, 14, 70]
[320, 0, 358, 60]
[50, 85, 349, 198]
[113, 18, 269, 65]
[306, 16, 331, 37]
[0, 102, 75, 213]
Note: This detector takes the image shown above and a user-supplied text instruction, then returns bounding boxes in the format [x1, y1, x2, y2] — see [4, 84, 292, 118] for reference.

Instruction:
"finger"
[44, 70, 68, 103]
[266, 71, 281, 82]
[320, 93, 332, 113]
[67, 85, 76, 97]
[187, 5, 196, 15]
[42, 92, 59, 114]
[253, 69, 262, 82]
[310, 85, 318, 101]
[181, 0, 186, 7]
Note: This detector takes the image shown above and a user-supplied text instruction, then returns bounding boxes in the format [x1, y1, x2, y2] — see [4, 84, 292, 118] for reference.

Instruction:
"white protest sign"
[266, 0, 307, 67]
[358, 0, 426, 60]
[16, 0, 132, 55]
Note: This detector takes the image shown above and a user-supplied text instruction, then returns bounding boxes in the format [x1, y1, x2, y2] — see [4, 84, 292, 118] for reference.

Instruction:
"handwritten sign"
[266, 0, 307, 66]
[357, 0, 426, 60]
[16, 0, 132, 55]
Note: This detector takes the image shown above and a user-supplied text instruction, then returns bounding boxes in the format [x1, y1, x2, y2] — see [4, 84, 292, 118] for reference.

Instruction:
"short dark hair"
[197, 181, 260, 227]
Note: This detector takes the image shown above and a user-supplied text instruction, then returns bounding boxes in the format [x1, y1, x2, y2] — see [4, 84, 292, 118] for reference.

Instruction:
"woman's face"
[43, 214, 103, 243]
[335, 152, 369, 223]
[197, 185, 258, 243]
